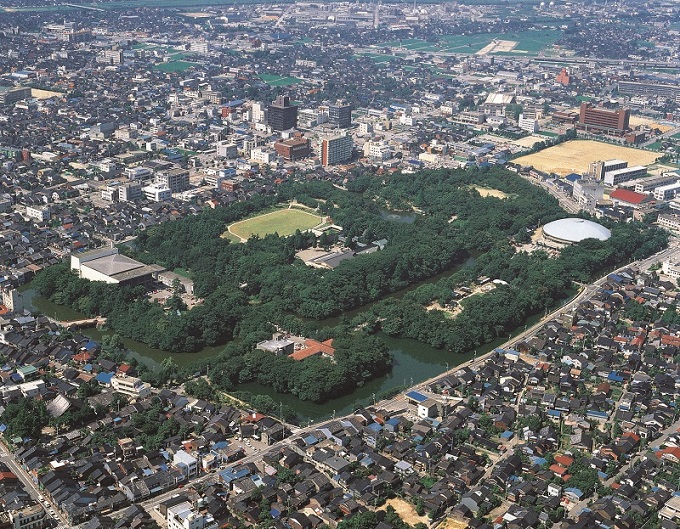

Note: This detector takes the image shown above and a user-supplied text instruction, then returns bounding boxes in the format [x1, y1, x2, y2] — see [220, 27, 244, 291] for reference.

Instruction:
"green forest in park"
[32, 166, 668, 402]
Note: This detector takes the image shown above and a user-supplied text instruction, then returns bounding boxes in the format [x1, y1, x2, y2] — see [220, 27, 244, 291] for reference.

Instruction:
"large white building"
[111, 373, 152, 399]
[167, 501, 217, 529]
[654, 182, 680, 201]
[25, 205, 50, 222]
[143, 183, 172, 202]
[604, 165, 647, 186]
[173, 450, 199, 479]
[155, 167, 190, 193]
[70, 247, 163, 285]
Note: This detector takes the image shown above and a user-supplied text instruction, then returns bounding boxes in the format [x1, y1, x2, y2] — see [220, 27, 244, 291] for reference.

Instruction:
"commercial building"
[110, 373, 152, 399]
[216, 141, 238, 159]
[70, 247, 163, 286]
[0, 504, 47, 529]
[143, 183, 172, 202]
[125, 166, 153, 181]
[618, 81, 680, 103]
[0, 86, 31, 105]
[250, 147, 277, 165]
[268, 95, 297, 131]
[577, 103, 630, 135]
[658, 213, 680, 232]
[274, 136, 311, 161]
[25, 205, 50, 222]
[173, 451, 199, 479]
[167, 501, 217, 529]
[329, 100, 352, 128]
[321, 133, 353, 166]
[119, 182, 143, 202]
[572, 179, 604, 210]
[634, 174, 680, 194]
[654, 182, 680, 201]
[603, 165, 647, 186]
[589, 159, 627, 180]
[155, 167, 190, 193]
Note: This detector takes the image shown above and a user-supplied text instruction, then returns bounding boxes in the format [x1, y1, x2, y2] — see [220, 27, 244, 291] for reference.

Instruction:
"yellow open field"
[514, 140, 660, 176]
[476, 39, 517, 55]
[31, 88, 64, 100]
[629, 115, 674, 133]
[512, 135, 546, 148]
[385, 498, 431, 526]
[472, 186, 510, 199]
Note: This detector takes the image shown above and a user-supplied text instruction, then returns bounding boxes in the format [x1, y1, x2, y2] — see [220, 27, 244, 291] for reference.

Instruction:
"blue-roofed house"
[95, 372, 114, 387]
[405, 391, 428, 404]
[303, 434, 319, 446]
[564, 488, 584, 502]
[608, 372, 625, 383]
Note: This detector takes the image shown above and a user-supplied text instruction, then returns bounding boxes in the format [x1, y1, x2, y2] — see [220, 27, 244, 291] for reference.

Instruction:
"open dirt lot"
[476, 39, 517, 55]
[514, 140, 660, 176]
[629, 115, 674, 133]
[385, 498, 431, 526]
[471, 186, 510, 199]
[512, 135, 546, 148]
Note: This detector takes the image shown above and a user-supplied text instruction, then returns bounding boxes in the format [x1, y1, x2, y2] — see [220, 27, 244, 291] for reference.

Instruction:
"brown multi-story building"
[577, 102, 630, 135]
[274, 136, 311, 161]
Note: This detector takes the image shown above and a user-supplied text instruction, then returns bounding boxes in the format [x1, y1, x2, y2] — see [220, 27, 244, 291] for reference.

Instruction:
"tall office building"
[321, 133, 353, 166]
[268, 95, 298, 131]
[577, 102, 630, 135]
[329, 100, 352, 129]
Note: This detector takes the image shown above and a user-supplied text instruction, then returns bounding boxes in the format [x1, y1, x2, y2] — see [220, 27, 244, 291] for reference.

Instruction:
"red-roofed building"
[72, 351, 92, 363]
[0, 471, 17, 481]
[554, 455, 575, 468]
[550, 464, 568, 477]
[610, 188, 654, 209]
[659, 447, 680, 463]
[289, 339, 335, 361]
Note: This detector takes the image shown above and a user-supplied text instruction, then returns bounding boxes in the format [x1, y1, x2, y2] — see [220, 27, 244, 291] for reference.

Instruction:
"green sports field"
[226, 209, 323, 241]
[154, 61, 198, 72]
[258, 74, 304, 87]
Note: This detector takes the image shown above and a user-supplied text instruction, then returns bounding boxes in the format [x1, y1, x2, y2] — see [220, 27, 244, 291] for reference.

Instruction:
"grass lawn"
[173, 268, 192, 279]
[258, 74, 303, 87]
[154, 60, 198, 72]
[226, 209, 322, 241]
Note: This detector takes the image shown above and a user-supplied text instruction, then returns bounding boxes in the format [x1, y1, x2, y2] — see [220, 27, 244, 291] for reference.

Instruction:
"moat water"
[23, 254, 566, 421]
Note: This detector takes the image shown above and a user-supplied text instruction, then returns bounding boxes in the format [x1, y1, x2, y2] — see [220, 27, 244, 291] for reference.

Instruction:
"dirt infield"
[514, 140, 660, 176]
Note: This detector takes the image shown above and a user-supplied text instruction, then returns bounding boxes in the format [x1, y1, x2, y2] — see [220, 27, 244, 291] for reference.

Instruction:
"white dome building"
[542, 218, 611, 245]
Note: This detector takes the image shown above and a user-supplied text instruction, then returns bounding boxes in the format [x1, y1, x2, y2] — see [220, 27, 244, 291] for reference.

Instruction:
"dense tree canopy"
[31, 166, 668, 402]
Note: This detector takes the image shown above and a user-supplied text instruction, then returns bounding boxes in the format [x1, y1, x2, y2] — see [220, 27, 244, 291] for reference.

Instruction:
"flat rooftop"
[82, 253, 144, 277]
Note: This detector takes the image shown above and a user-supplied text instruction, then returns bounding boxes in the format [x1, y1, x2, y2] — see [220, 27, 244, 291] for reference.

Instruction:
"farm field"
[514, 140, 660, 176]
[225, 209, 323, 241]
[381, 30, 561, 56]
[258, 74, 304, 86]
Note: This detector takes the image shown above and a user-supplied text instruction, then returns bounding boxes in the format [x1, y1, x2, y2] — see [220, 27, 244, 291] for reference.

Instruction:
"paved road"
[0, 440, 68, 527]
[43, 241, 680, 526]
